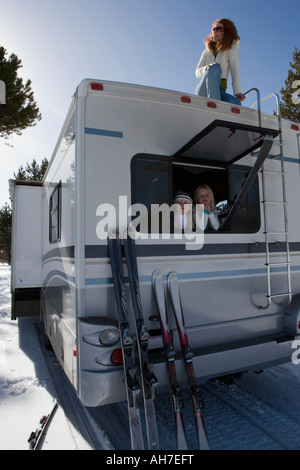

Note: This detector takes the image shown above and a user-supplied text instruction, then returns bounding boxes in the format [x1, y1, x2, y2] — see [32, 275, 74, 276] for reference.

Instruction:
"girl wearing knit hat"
[173, 191, 194, 232]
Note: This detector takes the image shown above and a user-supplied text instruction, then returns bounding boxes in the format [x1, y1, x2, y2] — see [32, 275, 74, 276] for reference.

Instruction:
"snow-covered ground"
[0, 264, 93, 450]
[2, 263, 300, 450]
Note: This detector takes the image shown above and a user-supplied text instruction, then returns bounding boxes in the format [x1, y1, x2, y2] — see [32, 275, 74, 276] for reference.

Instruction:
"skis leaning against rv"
[167, 271, 210, 450]
[123, 229, 159, 450]
[152, 269, 188, 450]
[108, 232, 144, 450]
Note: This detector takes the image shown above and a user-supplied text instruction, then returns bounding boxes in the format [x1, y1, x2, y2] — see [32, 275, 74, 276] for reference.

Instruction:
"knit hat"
[174, 190, 193, 204]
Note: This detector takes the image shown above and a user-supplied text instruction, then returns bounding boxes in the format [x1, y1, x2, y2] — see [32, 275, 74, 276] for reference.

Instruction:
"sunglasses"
[212, 26, 225, 32]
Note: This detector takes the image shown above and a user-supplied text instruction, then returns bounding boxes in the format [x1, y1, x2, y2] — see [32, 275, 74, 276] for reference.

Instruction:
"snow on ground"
[0, 264, 91, 450]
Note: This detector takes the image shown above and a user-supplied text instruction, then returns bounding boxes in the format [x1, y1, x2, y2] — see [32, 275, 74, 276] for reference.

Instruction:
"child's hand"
[204, 203, 211, 213]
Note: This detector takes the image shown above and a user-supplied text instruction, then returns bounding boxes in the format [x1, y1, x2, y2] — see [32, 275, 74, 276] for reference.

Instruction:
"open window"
[131, 120, 279, 234]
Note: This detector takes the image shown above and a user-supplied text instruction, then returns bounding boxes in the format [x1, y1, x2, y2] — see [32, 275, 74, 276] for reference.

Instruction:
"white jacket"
[174, 212, 194, 231]
[195, 41, 241, 95]
[193, 208, 220, 231]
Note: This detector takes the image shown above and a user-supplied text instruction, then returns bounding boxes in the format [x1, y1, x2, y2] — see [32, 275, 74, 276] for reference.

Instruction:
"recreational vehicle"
[11, 79, 300, 408]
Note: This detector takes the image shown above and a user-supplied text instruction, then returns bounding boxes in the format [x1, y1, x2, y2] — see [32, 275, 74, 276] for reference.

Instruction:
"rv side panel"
[41, 100, 78, 389]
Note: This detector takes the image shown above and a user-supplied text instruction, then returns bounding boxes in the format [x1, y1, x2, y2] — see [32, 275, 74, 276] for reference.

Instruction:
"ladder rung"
[265, 262, 291, 267]
[264, 231, 289, 235]
[267, 292, 292, 299]
[261, 170, 285, 175]
[270, 155, 284, 160]
[262, 200, 287, 204]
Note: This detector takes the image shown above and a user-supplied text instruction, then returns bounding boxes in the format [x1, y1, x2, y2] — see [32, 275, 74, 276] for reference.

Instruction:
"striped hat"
[174, 190, 193, 204]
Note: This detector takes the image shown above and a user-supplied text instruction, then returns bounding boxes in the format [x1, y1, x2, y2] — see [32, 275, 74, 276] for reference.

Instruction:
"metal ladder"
[248, 91, 292, 309]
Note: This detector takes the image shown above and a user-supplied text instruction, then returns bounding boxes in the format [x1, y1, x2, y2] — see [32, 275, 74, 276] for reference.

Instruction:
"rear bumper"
[79, 334, 299, 406]
[154, 334, 299, 385]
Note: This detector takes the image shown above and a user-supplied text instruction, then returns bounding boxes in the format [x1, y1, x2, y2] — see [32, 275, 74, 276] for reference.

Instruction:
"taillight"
[181, 96, 191, 103]
[90, 83, 103, 91]
[207, 101, 217, 108]
[110, 348, 123, 365]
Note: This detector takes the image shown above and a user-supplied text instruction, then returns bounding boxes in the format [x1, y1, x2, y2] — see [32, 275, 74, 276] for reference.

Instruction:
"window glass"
[49, 182, 61, 242]
[217, 166, 260, 232]
[131, 156, 172, 233]
[131, 155, 171, 209]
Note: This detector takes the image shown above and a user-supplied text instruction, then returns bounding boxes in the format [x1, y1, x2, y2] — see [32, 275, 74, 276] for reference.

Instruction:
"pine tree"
[13, 158, 48, 181]
[280, 47, 300, 123]
[0, 46, 41, 139]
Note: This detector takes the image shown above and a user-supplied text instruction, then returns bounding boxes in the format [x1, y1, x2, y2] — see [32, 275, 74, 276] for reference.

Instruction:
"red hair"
[205, 18, 240, 52]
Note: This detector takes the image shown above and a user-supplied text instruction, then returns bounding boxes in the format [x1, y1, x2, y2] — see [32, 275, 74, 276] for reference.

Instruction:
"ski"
[123, 230, 159, 450]
[152, 268, 188, 450]
[167, 271, 210, 450]
[108, 231, 144, 450]
[28, 398, 58, 450]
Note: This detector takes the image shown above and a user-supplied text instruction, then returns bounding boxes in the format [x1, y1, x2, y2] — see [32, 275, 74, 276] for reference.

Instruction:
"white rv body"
[11, 79, 300, 406]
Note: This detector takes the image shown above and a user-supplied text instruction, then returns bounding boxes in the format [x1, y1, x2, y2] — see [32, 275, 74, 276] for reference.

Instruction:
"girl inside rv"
[194, 184, 219, 230]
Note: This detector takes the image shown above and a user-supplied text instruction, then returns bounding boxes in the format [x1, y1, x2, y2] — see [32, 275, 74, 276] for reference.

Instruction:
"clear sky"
[0, 0, 299, 207]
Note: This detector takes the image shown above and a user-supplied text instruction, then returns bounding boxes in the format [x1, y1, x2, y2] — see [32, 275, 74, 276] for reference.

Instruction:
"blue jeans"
[195, 63, 241, 105]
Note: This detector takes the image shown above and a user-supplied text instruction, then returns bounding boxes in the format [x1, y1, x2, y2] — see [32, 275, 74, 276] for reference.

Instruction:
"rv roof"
[173, 119, 280, 165]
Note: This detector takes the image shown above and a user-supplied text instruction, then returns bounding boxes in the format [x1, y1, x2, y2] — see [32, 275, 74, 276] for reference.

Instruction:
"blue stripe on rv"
[85, 127, 123, 138]
[85, 264, 300, 286]
[42, 265, 300, 288]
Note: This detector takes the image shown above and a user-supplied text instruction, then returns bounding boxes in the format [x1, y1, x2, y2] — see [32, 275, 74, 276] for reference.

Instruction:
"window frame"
[131, 154, 261, 234]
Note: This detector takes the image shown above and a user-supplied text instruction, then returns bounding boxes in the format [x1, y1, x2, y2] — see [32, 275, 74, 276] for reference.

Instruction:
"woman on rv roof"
[195, 18, 245, 105]
[194, 184, 219, 230]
